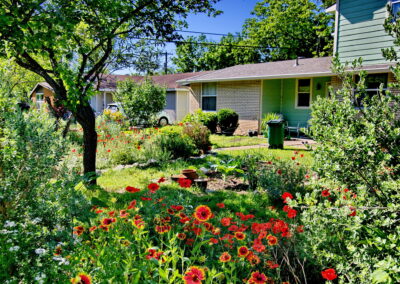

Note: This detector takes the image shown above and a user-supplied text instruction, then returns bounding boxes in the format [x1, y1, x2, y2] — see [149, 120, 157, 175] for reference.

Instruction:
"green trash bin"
[267, 119, 284, 149]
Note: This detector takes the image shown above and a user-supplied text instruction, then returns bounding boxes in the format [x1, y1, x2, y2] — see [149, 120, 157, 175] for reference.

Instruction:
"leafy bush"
[150, 132, 197, 160]
[103, 109, 125, 122]
[217, 108, 239, 134]
[183, 109, 218, 133]
[293, 58, 400, 283]
[182, 122, 211, 152]
[258, 155, 309, 203]
[261, 112, 281, 137]
[115, 78, 166, 126]
[237, 154, 264, 190]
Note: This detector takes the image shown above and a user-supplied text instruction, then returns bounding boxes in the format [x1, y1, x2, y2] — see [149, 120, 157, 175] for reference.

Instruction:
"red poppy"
[321, 189, 330, 197]
[221, 217, 231, 227]
[209, 238, 218, 245]
[291, 157, 296, 160]
[248, 271, 268, 284]
[158, 177, 166, 183]
[349, 207, 357, 216]
[148, 183, 160, 193]
[95, 209, 103, 214]
[216, 203, 225, 208]
[194, 205, 213, 222]
[72, 149, 76, 153]
[283, 205, 291, 213]
[276, 169, 282, 175]
[321, 268, 337, 281]
[237, 246, 249, 257]
[183, 266, 205, 284]
[171, 205, 184, 211]
[127, 200, 137, 210]
[219, 252, 232, 263]
[107, 149, 111, 152]
[267, 234, 278, 246]
[70, 273, 92, 284]
[108, 211, 115, 217]
[126, 186, 140, 193]
[178, 178, 192, 188]
[287, 209, 297, 219]
[281, 192, 293, 203]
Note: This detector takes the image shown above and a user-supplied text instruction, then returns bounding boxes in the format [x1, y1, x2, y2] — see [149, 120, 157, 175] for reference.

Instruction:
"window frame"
[36, 91, 44, 102]
[201, 82, 217, 112]
[391, 0, 400, 19]
[352, 73, 388, 108]
[295, 78, 313, 109]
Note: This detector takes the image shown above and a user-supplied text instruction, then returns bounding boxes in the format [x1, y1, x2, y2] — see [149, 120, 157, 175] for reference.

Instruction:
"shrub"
[293, 57, 400, 283]
[183, 109, 218, 133]
[217, 108, 239, 134]
[150, 132, 197, 159]
[261, 112, 281, 137]
[182, 122, 211, 152]
[115, 78, 166, 126]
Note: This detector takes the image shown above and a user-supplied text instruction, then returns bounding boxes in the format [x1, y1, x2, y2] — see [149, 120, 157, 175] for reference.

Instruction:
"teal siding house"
[178, 0, 397, 135]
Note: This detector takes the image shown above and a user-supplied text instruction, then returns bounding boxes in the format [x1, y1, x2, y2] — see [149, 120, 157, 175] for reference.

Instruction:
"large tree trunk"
[75, 104, 97, 185]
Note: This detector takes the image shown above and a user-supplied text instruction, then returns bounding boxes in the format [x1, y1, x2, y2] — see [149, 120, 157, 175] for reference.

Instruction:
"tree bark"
[75, 104, 97, 185]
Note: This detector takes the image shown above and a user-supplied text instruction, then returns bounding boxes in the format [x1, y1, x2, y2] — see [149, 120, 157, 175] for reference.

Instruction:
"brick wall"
[216, 80, 261, 134]
[188, 83, 201, 112]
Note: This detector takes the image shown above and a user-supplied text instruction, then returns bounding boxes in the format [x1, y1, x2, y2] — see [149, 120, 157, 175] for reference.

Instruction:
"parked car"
[105, 103, 174, 126]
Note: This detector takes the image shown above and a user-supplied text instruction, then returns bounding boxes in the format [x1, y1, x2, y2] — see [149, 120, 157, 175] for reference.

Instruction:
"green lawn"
[98, 147, 313, 191]
[210, 134, 266, 148]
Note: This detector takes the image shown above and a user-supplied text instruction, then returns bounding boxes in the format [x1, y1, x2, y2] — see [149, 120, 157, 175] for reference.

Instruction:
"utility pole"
[163, 52, 173, 74]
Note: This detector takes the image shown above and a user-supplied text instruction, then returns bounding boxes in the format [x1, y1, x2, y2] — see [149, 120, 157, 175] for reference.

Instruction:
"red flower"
[183, 266, 205, 284]
[209, 238, 218, 245]
[95, 209, 103, 214]
[234, 232, 246, 241]
[349, 207, 357, 216]
[119, 210, 129, 218]
[248, 271, 268, 284]
[127, 200, 137, 210]
[296, 225, 304, 233]
[221, 217, 231, 227]
[148, 183, 160, 193]
[177, 233, 187, 240]
[158, 177, 166, 183]
[107, 149, 111, 152]
[276, 169, 282, 175]
[291, 157, 296, 160]
[287, 209, 297, 219]
[194, 205, 213, 222]
[321, 189, 330, 197]
[73, 226, 84, 236]
[219, 252, 232, 263]
[266, 234, 278, 246]
[72, 149, 76, 153]
[266, 260, 279, 269]
[125, 186, 140, 193]
[237, 246, 249, 257]
[216, 203, 225, 208]
[281, 192, 293, 203]
[70, 273, 92, 284]
[178, 178, 192, 188]
[89, 226, 97, 232]
[171, 205, 184, 211]
[140, 197, 152, 201]
[321, 268, 338, 281]
[101, 218, 116, 226]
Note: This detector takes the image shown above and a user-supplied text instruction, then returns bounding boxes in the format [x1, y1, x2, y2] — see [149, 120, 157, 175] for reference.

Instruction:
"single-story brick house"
[177, 57, 395, 134]
[30, 71, 210, 123]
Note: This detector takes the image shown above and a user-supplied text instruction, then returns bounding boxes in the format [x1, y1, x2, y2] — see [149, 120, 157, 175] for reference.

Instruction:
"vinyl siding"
[337, 0, 396, 65]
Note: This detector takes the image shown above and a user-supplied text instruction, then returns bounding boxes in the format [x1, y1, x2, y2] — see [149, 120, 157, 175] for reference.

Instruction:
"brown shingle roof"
[178, 57, 334, 84]
[98, 71, 211, 91]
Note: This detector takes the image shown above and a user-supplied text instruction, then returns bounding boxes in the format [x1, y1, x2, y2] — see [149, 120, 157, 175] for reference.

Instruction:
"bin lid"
[267, 119, 284, 125]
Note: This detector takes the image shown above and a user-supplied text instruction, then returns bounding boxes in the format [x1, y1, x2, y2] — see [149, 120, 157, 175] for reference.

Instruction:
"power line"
[132, 36, 272, 50]
[176, 30, 240, 37]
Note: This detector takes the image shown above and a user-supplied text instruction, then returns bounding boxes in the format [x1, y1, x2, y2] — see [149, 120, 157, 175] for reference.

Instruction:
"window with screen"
[354, 73, 388, 107]
[296, 79, 311, 108]
[392, 0, 400, 19]
[202, 83, 217, 111]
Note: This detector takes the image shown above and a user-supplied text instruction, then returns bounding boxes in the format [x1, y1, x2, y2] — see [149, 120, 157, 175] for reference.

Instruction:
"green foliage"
[183, 109, 218, 133]
[115, 78, 166, 126]
[261, 112, 281, 137]
[209, 157, 244, 181]
[243, 0, 333, 60]
[295, 56, 400, 283]
[217, 108, 239, 133]
[150, 132, 198, 160]
[182, 122, 211, 153]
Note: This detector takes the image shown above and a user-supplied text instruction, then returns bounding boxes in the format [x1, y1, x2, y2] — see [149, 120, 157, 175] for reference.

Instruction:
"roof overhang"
[98, 87, 189, 92]
[326, 4, 337, 13]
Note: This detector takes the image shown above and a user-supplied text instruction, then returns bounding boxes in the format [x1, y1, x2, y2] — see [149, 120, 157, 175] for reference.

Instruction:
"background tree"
[0, 0, 220, 182]
[115, 78, 166, 126]
[172, 35, 209, 72]
[243, 0, 334, 61]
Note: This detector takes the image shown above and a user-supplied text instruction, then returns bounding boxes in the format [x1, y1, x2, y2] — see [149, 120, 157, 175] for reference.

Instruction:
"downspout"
[333, 0, 340, 54]
[280, 79, 283, 114]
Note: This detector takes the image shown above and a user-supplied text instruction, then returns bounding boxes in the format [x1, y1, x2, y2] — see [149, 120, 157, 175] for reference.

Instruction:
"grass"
[210, 134, 266, 148]
[98, 147, 313, 191]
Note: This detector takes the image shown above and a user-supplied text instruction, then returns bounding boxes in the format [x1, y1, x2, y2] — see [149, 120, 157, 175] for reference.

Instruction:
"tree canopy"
[0, 0, 220, 181]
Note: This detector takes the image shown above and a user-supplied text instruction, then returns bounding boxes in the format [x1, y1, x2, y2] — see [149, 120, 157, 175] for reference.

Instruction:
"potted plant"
[217, 108, 239, 136]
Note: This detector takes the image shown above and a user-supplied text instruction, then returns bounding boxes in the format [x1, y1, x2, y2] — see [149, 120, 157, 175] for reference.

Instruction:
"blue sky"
[115, 0, 260, 74]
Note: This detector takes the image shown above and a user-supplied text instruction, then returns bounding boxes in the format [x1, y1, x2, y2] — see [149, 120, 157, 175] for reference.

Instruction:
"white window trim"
[295, 78, 313, 109]
[391, 0, 400, 18]
[201, 83, 217, 112]
[36, 91, 44, 102]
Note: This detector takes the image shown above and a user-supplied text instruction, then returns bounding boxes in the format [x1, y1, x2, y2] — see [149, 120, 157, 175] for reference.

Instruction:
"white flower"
[9, 246, 20, 252]
[35, 248, 46, 255]
[53, 256, 70, 265]
[32, 218, 42, 224]
[34, 273, 47, 284]
[4, 221, 16, 228]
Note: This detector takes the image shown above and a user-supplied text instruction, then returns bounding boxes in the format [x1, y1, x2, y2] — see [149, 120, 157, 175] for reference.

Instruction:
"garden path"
[214, 138, 316, 151]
